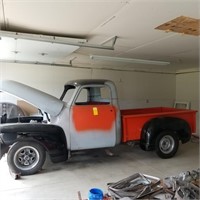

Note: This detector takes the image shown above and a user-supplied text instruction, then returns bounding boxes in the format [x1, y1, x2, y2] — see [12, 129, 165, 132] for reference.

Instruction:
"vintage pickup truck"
[0, 79, 197, 175]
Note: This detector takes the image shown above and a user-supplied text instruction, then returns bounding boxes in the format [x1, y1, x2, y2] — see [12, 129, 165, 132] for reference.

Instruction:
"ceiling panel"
[2, 0, 128, 36]
[121, 34, 199, 60]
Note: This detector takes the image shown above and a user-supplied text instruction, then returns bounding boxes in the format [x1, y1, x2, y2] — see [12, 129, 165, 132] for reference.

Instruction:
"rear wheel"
[155, 131, 179, 159]
[7, 141, 46, 175]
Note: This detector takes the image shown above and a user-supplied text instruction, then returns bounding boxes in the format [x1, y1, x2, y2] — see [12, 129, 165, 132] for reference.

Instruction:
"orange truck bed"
[121, 107, 197, 142]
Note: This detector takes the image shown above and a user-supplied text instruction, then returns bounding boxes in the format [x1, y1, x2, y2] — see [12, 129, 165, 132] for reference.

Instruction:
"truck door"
[69, 85, 117, 150]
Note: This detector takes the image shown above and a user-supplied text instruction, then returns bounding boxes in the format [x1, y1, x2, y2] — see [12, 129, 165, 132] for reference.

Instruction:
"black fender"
[0, 123, 68, 163]
[140, 117, 191, 151]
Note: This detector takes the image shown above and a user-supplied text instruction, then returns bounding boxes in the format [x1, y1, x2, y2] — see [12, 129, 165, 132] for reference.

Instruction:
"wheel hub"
[159, 135, 175, 154]
[14, 146, 39, 170]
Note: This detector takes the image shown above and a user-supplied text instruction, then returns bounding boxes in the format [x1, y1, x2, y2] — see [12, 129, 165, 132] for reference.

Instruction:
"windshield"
[60, 85, 76, 103]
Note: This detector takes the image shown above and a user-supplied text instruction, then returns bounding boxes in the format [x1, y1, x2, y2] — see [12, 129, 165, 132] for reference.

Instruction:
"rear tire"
[7, 141, 46, 176]
[155, 131, 179, 159]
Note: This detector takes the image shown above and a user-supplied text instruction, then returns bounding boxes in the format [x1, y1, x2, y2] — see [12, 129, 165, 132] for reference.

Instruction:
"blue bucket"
[88, 188, 103, 200]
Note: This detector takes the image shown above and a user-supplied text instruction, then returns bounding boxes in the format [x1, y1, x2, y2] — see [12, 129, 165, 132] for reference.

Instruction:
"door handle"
[93, 107, 98, 116]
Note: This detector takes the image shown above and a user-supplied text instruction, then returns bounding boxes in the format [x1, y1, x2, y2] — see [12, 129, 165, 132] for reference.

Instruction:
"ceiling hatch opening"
[155, 16, 200, 36]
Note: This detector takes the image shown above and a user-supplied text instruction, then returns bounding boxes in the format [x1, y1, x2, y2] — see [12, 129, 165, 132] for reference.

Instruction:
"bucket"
[88, 188, 103, 200]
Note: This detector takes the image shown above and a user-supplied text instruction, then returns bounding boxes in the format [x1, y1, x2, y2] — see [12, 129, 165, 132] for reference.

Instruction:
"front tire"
[155, 131, 179, 159]
[7, 141, 46, 175]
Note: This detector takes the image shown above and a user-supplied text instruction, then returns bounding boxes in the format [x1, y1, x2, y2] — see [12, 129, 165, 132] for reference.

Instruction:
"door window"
[75, 86, 111, 105]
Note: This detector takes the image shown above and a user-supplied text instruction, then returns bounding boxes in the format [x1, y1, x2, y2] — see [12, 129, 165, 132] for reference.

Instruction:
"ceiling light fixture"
[90, 55, 170, 65]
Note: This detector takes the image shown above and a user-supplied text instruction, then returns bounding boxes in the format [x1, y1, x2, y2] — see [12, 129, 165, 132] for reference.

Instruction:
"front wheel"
[155, 131, 179, 159]
[7, 141, 46, 175]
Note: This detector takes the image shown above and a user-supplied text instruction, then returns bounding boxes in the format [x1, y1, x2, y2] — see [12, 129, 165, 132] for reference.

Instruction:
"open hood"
[0, 80, 64, 117]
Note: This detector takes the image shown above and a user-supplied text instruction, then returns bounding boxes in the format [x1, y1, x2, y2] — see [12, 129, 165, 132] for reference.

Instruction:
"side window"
[75, 88, 88, 104]
[75, 86, 111, 105]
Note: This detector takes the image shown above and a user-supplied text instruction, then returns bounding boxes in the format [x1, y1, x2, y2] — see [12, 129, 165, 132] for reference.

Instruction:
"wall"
[176, 72, 199, 134]
[92, 69, 175, 109]
[0, 63, 176, 110]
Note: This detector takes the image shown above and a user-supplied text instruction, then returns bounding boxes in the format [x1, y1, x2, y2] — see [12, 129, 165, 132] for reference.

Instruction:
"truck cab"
[57, 79, 121, 150]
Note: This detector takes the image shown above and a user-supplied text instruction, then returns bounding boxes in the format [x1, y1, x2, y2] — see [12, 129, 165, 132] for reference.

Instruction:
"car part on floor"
[106, 169, 200, 199]
[107, 173, 161, 199]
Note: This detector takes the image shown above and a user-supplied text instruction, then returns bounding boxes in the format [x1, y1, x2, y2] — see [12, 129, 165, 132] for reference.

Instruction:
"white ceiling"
[0, 0, 199, 73]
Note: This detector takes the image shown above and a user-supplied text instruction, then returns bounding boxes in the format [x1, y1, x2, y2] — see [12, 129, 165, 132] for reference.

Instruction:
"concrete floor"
[0, 139, 199, 200]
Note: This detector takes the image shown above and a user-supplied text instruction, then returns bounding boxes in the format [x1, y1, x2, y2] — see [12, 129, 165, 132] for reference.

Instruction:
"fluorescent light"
[90, 55, 170, 65]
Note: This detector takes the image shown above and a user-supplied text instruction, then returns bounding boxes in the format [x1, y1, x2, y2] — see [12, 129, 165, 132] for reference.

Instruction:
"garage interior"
[0, 0, 199, 199]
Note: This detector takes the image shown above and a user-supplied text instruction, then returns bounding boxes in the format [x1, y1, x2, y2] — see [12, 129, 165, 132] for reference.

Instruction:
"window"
[174, 101, 190, 109]
[60, 85, 76, 103]
[75, 86, 111, 105]
[76, 88, 88, 103]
